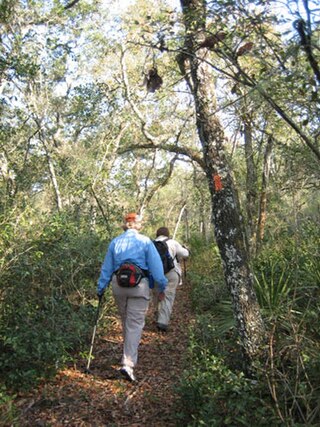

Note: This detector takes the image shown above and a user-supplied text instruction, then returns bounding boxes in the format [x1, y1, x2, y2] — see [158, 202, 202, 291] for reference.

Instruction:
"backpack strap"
[162, 237, 176, 259]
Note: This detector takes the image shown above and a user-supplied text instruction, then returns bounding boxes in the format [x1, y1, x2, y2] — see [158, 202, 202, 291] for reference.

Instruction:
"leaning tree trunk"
[179, 0, 265, 368]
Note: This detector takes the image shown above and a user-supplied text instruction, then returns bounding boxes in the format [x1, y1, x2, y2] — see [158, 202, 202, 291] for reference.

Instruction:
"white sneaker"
[120, 365, 136, 382]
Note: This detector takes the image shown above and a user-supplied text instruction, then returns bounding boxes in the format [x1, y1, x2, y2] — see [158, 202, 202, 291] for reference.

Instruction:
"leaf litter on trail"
[15, 284, 193, 427]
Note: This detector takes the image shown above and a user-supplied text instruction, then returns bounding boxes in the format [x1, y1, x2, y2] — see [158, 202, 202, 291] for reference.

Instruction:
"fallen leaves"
[14, 283, 194, 426]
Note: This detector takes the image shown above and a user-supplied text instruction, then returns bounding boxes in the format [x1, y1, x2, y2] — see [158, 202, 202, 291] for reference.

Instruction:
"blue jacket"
[97, 229, 168, 294]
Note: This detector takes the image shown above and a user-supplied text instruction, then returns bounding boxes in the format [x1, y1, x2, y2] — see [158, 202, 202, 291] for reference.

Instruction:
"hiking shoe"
[157, 323, 168, 332]
[120, 366, 136, 382]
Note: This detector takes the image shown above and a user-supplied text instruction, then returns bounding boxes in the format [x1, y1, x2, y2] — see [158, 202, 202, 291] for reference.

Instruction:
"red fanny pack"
[116, 263, 145, 287]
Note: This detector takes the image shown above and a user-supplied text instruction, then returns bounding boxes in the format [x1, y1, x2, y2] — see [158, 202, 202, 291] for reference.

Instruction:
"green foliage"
[0, 0, 17, 23]
[252, 220, 320, 424]
[0, 297, 95, 390]
[187, 237, 236, 354]
[188, 235, 228, 312]
[178, 218, 320, 426]
[177, 344, 281, 427]
[0, 213, 111, 391]
[0, 385, 17, 426]
[254, 260, 291, 312]
[254, 219, 319, 314]
[178, 289, 320, 425]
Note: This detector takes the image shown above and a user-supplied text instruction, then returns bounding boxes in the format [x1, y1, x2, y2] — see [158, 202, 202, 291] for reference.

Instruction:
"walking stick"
[84, 295, 103, 374]
[183, 258, 187, 283]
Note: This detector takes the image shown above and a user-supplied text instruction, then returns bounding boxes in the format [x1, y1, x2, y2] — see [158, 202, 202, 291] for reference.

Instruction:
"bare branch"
[140, 154, 179, 211]
[120, 47, 158, 144]
[294, 18, 320, 84]
[64, 0, 81, 10]
[118, 142, 205, 169]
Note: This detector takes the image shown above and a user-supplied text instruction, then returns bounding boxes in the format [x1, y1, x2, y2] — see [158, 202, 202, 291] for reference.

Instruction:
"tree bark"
[244, 120, 258, 252]
[173, 202, 187, 239]
[41, 139, 63, 212]
[256, 136, 273, 252]
[64, 0, 81, 10]
[179, 0, 265, 367]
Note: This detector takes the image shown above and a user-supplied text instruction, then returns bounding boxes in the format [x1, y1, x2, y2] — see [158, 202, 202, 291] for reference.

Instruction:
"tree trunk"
[89, 205, 97, 232]
[256, 136, 273, 252]
[173, 203, 187, 239]
[244, 120, 258, 253]
[179, 0, 265, 367]
[41, 140, 63, 212]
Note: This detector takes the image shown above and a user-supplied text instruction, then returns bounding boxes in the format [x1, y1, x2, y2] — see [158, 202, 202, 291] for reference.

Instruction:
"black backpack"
[153, 239, 175, 274]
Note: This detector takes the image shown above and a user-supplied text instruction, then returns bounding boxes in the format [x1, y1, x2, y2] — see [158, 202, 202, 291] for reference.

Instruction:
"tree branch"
[90, 185, 112, 236]
[64, 0, 81, 10]
[120, 47, 158, 144]
[119, 47, 204, 166]
[140, 154, 179, 212]
[294, 18, 320, 84]
[192, 48, 320, 161]
[118, 142, 205, 169]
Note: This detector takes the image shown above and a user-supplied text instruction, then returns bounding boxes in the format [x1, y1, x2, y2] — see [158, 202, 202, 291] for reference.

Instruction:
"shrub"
[0, 385, 17, 426]
[188, 237, 228, 312]
[178, 220, 320, 426]
[0, 213, 112, 391]
[177, 346, 281, 427]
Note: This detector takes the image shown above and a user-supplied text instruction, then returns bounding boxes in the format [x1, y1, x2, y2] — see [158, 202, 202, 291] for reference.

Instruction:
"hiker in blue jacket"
[154, 227, 189, 332]
[97, 212, 167, 382]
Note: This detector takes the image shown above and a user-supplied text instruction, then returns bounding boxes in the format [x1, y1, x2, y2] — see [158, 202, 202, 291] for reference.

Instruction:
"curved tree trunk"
[179, 0, 265, 368]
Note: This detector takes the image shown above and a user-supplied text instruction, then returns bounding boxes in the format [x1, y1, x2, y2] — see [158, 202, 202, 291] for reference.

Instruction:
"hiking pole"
[183, 258, 187, 283]
[84, 295, 103, 374]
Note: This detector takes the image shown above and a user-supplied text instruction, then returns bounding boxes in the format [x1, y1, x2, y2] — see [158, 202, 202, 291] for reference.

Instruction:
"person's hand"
[182, 245, 190, 255]
[158, 291, 165, 301]
[97, 291, 104, 301]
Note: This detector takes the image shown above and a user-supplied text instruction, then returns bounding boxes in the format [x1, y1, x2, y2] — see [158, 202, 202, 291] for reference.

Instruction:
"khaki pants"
[111, 275, 150, 368]
[156, 269, 180, 326]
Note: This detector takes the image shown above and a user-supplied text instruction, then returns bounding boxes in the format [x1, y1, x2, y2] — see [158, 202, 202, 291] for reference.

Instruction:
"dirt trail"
[16, 282, 193, 427]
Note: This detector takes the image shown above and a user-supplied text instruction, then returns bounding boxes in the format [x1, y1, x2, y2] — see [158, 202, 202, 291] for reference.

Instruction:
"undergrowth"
[177, 224, 320, 426]
[0, 213, 113, 392]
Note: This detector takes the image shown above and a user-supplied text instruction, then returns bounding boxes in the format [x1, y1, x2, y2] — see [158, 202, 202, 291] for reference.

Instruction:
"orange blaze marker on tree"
[213, 173, 223, 191]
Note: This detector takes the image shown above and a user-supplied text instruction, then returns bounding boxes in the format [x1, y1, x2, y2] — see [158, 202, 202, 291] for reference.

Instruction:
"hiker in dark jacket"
[97, 213, 168, 382]
[154, 227, 189, 332]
